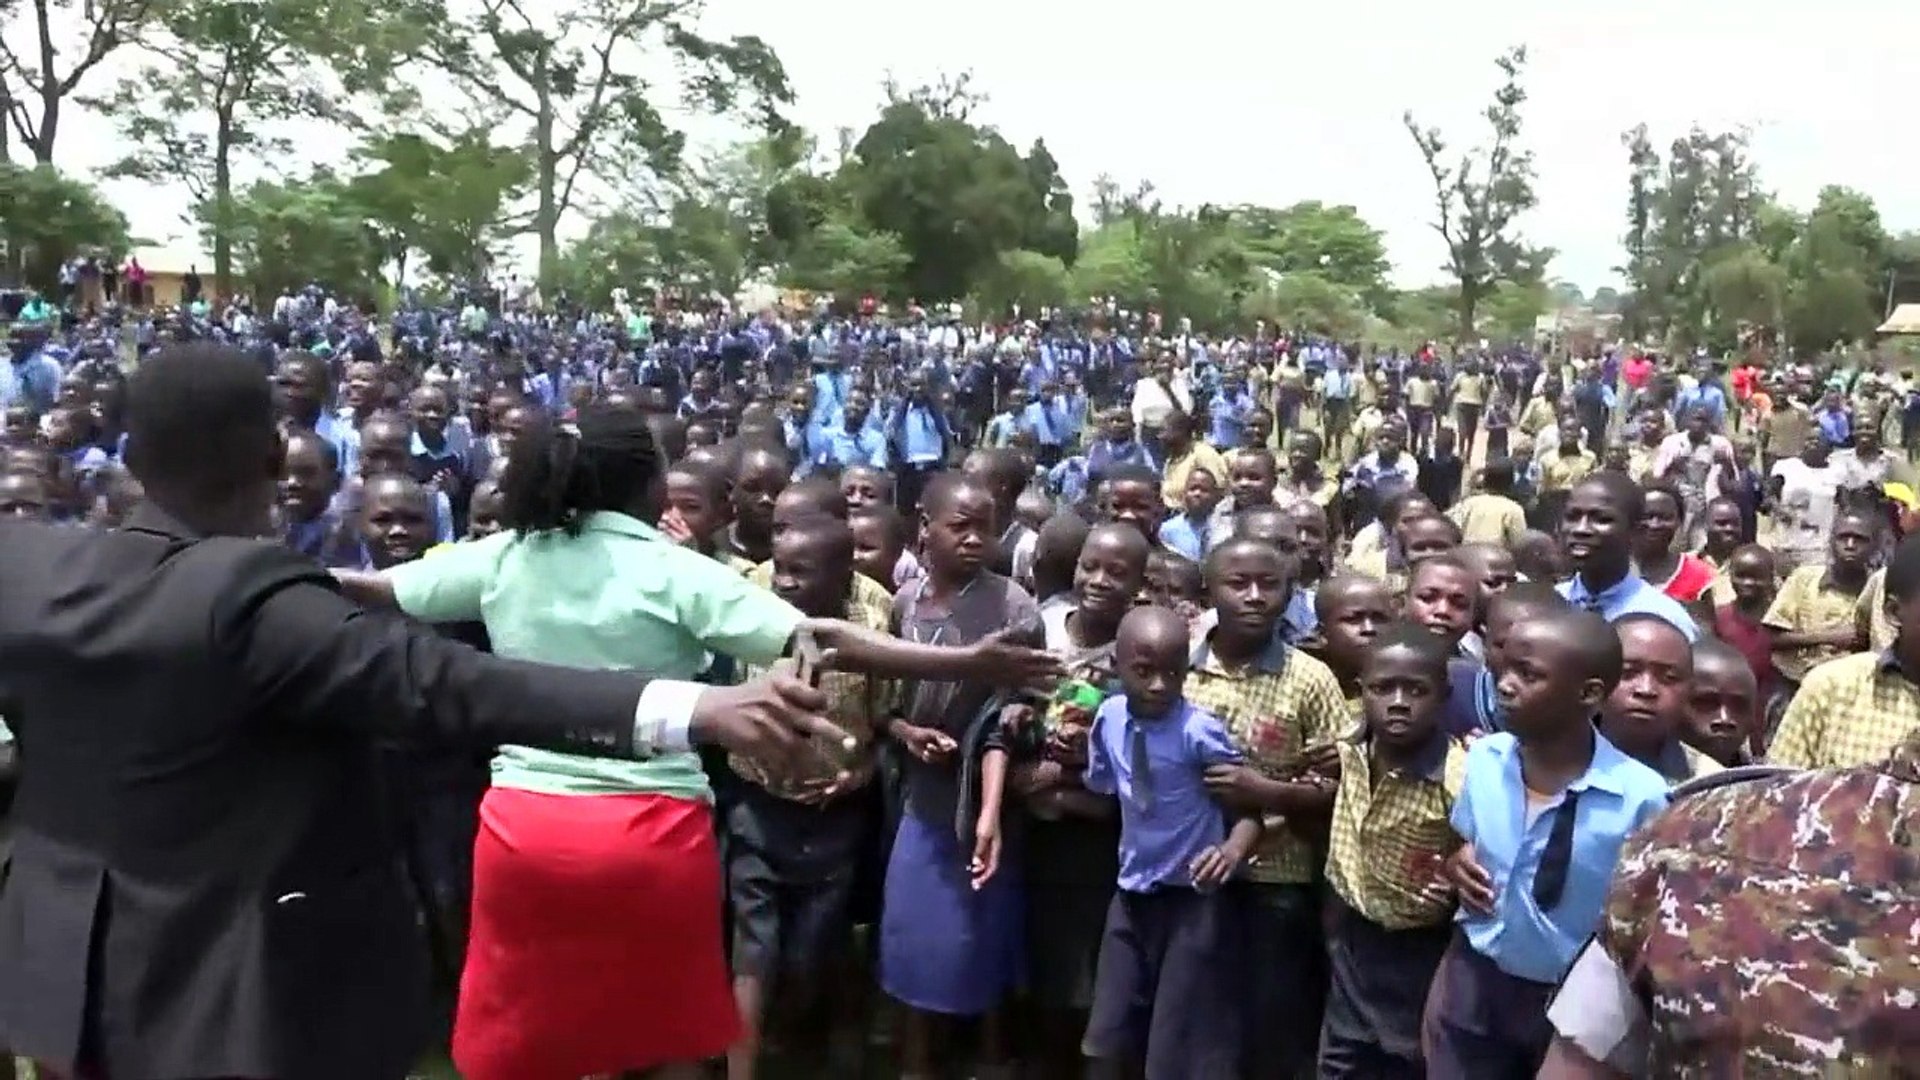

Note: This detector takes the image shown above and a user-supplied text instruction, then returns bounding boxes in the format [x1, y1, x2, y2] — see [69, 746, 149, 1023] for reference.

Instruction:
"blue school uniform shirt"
[1047, 455, 1092, 505]
[1208, 389, 1255, 448]
[1450, 731, 1669, 984]
[1084, 696, 1243, 894]
[1558, 574, 1698, 641]
[2, 351, 63, 414]
[1085, 437, 1157, 477]
[819, 423, 887, 470]
[1158, 513, 1211, 561]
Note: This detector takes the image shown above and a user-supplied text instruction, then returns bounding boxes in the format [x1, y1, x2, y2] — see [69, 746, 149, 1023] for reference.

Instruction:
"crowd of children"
[4, 310, 1920, 1077]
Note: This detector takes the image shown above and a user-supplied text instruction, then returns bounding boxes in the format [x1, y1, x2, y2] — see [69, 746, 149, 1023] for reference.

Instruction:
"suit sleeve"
[222, 545, 648, 757]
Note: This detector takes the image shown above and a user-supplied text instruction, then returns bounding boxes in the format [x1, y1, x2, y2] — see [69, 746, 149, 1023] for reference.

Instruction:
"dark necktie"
[1532, 790, 1582, 910]
[1128, 721, 1155, 812]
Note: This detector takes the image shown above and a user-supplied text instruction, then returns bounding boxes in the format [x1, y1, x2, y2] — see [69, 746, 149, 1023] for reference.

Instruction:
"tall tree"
[0, 160, 129, 287]
[840, 78, 1080, 302]
[89, 0, 423, 296]
[349, 130, 530, 284]
[1404, 45, 1543, 335]
[423, 0, 793, 285]
[1, 0, 157, 162]
[212, 171, 385, 302]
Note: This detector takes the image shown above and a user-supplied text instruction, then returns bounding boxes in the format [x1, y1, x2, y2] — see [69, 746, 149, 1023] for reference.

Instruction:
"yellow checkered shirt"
[1764, 565, 1867, 683]
[731, 568, 896, 797]
[1326, 735, 1469, 929]
[1183, 635, 1348, 884]
[1768, 651, 1920, 770]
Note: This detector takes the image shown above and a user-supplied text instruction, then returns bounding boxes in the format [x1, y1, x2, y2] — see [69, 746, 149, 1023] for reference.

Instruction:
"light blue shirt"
[1558, 573, 1699, 641]
[819, 424, 887, 470]
[1084, 696, 1243, 894]
[5, 352, 63, 413]
[1451, 731, 1669, 984]
[1158, 513, 1211, 561]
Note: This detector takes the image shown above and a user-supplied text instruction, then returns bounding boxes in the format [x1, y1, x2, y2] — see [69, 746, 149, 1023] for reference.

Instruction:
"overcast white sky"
[39, 0, 1920, 290]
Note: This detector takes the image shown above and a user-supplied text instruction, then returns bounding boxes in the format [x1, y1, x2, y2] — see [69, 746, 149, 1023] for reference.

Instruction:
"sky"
[34, 0, 1920, 292]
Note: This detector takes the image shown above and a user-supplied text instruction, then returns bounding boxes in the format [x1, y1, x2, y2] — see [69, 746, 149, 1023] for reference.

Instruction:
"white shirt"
[1130, 375, 1192, 433]
[1769, 457, 1842, 557]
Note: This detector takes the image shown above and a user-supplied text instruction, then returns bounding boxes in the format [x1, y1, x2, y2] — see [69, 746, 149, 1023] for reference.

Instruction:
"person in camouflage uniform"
[1539, 732, 1920, 1076]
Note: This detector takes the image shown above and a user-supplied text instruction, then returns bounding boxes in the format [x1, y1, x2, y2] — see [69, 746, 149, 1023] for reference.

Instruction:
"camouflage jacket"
[1553, 741, 1920, 1076]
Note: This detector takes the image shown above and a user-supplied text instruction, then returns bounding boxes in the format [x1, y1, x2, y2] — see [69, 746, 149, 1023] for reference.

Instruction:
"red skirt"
[452, 787, 738, 1080]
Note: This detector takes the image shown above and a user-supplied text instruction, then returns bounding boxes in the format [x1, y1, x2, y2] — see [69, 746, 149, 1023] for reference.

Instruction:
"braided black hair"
[500, 403, 661, 537]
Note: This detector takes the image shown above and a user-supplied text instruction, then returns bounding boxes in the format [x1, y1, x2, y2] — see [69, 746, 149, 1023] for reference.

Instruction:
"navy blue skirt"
[878, 809, 1025, 1016]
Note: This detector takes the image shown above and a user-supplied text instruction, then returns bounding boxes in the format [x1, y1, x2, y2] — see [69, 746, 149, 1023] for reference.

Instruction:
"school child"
[1428, 608, 1670, 1079]
[354, 473, 439, 570]
[1158, 467, 1221, 561]
[350, 413, 455, 544]
[1226, 504, 1318, 646]
[1028, 511, 1092, 610]
[963, 447, 1038, 581]
[1097, 463, 1167, 544]
[465, 479, 504, 540]
[1143, 550, 1205, 621]
[1081, 605, 1261, 1080]
[1222, 448, 1280, 520]
[1, 405, 38, 445]
[406, 384, 468, 509]
[839, 464, 893, 512]
[686, 417, 722, 448]
[880, 473, 1042, 1080]
[724, 443, 790, 564]
[662, 458, 757, 573]
[1418, 425, 1464, 511]
[849, 505, 912, 590]
[1313, 574, 1398, 714]
[1511, 529, 1564, 585]
[1015, 487, 1054, 537]
[1764, 508, 1876, 693]
[1403, 553, 1481, 656]
[1188, 538, 1349, 1076]
[1481, 391, 1512, 462]
[278, 429, 354, 566]
[1320, 623, 1469, 1077]
[44, 406, 108, 482]
[725, 517, 891, 1080]
[1457, 541, 1519, 598]
[0, 469, 51, 521]
[1598, 614, 1722, 784]
[1348, 490, 1436, 577]
[1442, 583, 1569, 738]
[1448, 459, 1527, 548]
[988, 522, 1150, 1076]
[1683, 638, 1761, 767]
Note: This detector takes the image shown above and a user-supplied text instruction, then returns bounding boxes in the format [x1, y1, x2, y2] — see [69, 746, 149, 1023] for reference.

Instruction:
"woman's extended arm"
[331, 569, 398, 608]
[800, 618, 1061, 689]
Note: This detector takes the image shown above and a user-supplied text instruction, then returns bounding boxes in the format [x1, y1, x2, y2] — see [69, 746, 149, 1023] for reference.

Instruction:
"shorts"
[1082, 887, 1240, 1078]
[725, 782, 870, 980]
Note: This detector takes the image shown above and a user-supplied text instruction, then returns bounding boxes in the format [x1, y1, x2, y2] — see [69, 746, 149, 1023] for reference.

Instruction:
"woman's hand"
[965, 630, 1065, 690]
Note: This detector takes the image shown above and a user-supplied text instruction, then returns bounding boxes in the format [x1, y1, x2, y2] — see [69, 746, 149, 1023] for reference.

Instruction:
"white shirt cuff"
[633, 680, 706, 756]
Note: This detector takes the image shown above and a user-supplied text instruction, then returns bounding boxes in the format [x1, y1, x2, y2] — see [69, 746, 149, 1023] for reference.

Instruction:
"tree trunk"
[534, 85, 558, 287]
[1457, 281, 1480, 340]
[212, 109, 235, 300]
[31, 94, 57, 163]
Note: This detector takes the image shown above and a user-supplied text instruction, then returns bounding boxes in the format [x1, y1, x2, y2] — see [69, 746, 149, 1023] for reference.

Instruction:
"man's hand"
[970, 814, 1002, 891]
[1202, 763, 1272, 813]
[965, 630, 1064, 689]
[689, 674, 847, 781]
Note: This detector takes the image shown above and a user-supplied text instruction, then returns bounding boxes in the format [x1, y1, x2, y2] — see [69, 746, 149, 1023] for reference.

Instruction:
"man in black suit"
[0, 343, 836, 1080]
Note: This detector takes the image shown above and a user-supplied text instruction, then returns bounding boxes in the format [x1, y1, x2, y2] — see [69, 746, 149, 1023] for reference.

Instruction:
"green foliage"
[1243, 272, 1369, 340]
[972, 249, 1069, 317]
[87, 0, 433, 294]
[1404, 46, 1546, 335]
[419, 0, 794, 284]
[208, 173, 384, 301]
[548, 212, 657, 308]
[834, 79, 1078, 302]
[1621, 125, 1897, 355]
[781, 217, 910, 302]
[0, 162, 131, 288]
[348, 131, 531, 282]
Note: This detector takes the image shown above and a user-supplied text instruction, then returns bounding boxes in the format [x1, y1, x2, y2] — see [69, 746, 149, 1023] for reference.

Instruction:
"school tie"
[1128, 720, 1155, 812]
[1532, 790, 1582, 910]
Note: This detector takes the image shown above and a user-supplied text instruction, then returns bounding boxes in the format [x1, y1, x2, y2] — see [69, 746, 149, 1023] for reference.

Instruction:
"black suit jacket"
[0, 504, 650, 1080]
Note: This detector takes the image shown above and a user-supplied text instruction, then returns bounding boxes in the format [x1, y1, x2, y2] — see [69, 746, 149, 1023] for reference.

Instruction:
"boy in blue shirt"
[1427, 607, 1669, 1078]
[1082, 606, 1260, 1080]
